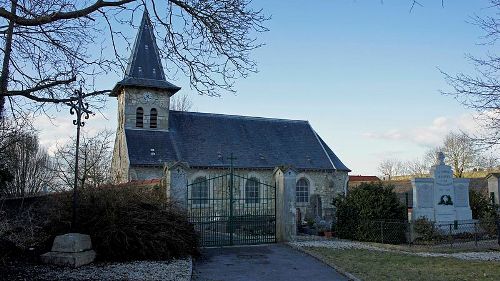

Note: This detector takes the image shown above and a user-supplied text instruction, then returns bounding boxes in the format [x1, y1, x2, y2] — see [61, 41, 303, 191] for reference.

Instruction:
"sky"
[36, 0, 497, 176]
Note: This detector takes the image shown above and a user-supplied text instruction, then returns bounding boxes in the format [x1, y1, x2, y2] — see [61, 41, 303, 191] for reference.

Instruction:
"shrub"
[333, 182, 407, 243]
[413, 217, 436, 241]
[0, 196, 56, 261]
[0, 237, 23, 264]
[469, 189, 491, 219]
[479, 211, 498, 236]
[1, 186, 199, 262]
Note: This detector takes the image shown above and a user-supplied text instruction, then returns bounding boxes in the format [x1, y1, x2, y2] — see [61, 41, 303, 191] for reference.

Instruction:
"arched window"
[136, 107, 144, 128]
[296, 178, 309, 203]
[192, 177, 208, 205]
[150, 108, 158, 128]
[245, 177, 260, 204]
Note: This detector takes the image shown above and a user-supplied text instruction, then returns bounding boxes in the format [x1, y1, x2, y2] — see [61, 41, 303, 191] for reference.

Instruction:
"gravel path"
[290, 240, 500, 261]
[2, 258, 192, 281]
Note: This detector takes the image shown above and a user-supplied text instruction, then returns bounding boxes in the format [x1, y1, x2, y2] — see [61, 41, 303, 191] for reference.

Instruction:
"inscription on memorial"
[418, 184, 433, 208]
[455, 184, 468, 207]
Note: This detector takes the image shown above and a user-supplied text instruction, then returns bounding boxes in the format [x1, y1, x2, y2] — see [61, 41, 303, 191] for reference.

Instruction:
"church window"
[192, 177, 208, 205]
[245, 177, 260, 204]
[145, 44, 149, 50]
[136, 107, 144, 128]
[150, 108, 158, 128]
[296, 178, 309, 203]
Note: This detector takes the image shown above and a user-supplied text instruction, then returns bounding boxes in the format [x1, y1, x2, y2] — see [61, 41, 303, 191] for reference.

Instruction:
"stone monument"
[41, 233, 96, 267]
[411, 152, 473, 223]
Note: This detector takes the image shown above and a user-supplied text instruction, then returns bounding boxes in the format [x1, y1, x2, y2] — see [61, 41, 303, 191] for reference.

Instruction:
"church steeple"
[110, 10, 180, 96]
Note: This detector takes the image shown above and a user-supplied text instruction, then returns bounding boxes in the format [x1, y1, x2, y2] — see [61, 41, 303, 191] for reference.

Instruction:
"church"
[110, 12, 350, 240]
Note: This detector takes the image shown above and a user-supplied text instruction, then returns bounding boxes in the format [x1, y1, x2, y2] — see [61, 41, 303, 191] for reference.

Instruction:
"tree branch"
[0, 0, 136, 27]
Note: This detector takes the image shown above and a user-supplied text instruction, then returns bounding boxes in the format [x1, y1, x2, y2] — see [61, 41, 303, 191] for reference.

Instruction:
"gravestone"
[411, 152, 473, 223]
[305, 194, 322, 220]
[296, 208, 302, 227]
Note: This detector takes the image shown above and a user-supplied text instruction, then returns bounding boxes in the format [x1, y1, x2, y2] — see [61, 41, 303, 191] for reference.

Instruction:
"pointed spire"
[111, 9, 180, 96]
[125, 10, 165, 80]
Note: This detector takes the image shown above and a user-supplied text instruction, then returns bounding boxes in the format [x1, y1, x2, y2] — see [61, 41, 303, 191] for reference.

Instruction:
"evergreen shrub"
[333, 182, 407, 243]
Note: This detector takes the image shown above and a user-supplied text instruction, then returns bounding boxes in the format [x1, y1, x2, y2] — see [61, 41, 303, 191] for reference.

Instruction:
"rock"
[41, 250, 96, 268]
[51, 233, 92, 253]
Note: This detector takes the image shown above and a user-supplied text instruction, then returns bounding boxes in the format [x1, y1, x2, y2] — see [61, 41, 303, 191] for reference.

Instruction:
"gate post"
[273, 166, 297, 242]
[164, 162, 189, 210]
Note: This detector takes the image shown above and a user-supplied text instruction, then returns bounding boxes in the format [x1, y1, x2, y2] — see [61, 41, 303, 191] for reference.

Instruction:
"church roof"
[125, 111, 350, 171]
[110, 11, 180, 96]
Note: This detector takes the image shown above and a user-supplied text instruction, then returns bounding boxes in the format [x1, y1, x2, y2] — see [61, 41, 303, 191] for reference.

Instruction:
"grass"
[304, 247, 500, 281]
[363, 240, 500, 254]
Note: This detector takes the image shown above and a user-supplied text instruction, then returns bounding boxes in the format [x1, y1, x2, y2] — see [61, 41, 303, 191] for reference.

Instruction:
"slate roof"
[110, 11, 180, 96]
[125, 111, 350, 171]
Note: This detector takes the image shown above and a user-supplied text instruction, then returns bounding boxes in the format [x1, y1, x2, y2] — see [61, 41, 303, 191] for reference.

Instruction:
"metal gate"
[187, 167, 276, 247]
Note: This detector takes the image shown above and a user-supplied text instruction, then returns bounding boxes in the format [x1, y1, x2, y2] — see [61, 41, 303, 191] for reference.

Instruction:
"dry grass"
[305, 247, 500, 281]
[363, 240, 500, 254]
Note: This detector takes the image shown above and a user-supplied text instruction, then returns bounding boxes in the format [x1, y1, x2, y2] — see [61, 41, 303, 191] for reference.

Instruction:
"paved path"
[192, 244, 348, 281]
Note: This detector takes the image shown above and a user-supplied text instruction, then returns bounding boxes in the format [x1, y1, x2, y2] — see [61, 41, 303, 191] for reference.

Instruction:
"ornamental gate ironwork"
[187, 165, 276, 247]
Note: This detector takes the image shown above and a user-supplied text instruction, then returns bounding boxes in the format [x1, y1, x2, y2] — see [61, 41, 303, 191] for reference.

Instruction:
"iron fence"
[410, 218, 498, 247]
[348, 219, 499, 247]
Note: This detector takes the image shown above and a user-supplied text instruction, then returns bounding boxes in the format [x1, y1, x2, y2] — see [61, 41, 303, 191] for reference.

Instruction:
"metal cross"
[67, 87, 92, 231]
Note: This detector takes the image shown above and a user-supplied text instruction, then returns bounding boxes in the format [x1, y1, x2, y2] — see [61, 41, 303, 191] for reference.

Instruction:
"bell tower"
[110, 10, 180, 132]
[110, 10, 180, 183]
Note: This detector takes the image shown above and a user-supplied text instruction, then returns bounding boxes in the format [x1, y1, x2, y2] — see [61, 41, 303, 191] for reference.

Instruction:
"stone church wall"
[182, 167, 347, 220]
[124, 165, 347, 221]
[110, 128, 130, 183]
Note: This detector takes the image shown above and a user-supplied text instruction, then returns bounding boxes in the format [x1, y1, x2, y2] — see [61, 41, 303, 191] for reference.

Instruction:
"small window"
[145, 44, 149, 50]
[296, 178, 309, 203]
[192, 177, 208, 205]
[245, 178, 260, 204]
[150, 108, 157, 128]
[136, 107, 144, 128]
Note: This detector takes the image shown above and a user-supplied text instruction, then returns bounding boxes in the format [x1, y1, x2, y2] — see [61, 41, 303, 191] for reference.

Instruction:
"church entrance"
[187, 168, 277, 247]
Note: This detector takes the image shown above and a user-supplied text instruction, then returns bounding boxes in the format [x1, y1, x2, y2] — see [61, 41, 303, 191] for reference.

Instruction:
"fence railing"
[343, 219, 499, 247]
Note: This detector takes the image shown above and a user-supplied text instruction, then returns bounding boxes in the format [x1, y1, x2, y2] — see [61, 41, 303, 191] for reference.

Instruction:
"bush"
[333, 182, 407, 243]
[469, 189, 491, 219]
[0, 196, 56, 261]
[1, 186, 199, 262]
[413, 218, 437, 242]
[479, 212, 498, 236]
[0, 237, 23, 264]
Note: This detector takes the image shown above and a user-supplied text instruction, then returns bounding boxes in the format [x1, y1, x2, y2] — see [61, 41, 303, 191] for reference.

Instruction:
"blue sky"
[37, 0, 495, 175]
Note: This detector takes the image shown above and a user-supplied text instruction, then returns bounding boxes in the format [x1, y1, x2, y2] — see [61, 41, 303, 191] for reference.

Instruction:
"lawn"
[304, 247, 500, 281]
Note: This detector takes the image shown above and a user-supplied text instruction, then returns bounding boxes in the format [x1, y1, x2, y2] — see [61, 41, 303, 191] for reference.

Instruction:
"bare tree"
[404, 158, 429, 177]
[442, 0, 500, 147]
[441, 132, 479, 178]
[170, 93, 193, 111]
[377, 159, 404, 180]
[0, 0, 268, 117]
[474, 152, 499, 172]
[1, 131, 54, 197]
[52, 130, 113, 190]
